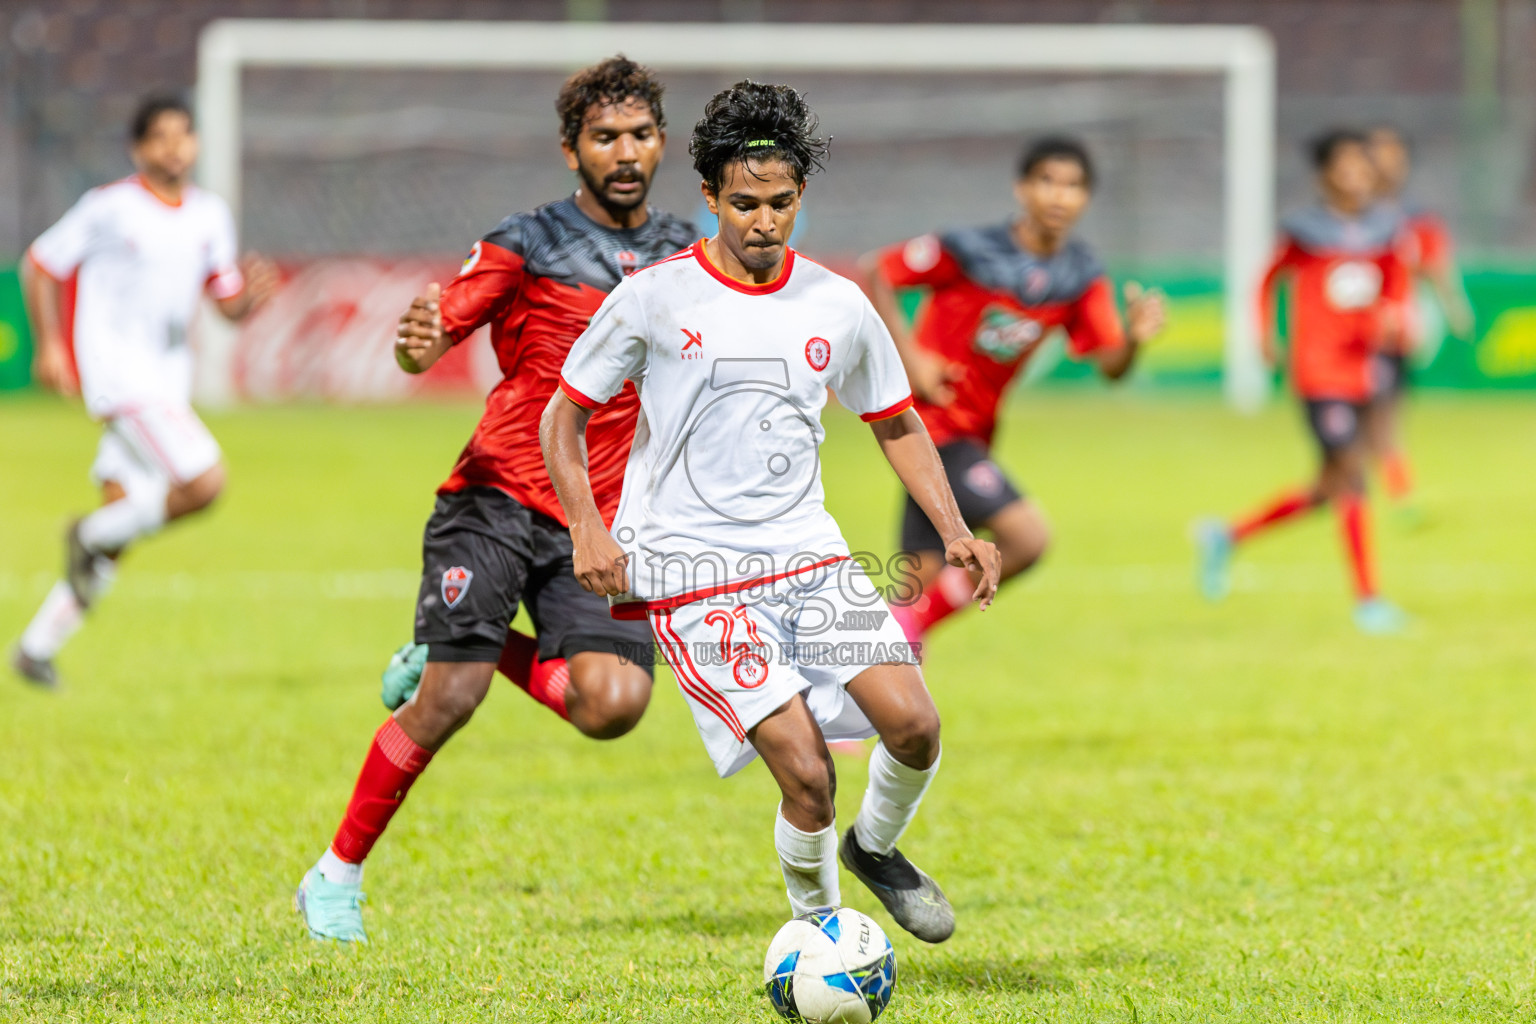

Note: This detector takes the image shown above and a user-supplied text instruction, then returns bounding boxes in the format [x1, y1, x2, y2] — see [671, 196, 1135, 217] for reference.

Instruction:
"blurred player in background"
[295, 57, 696, 944]
[1197, 130, 1409, 634]
[545, 80, 1000, 945]
[863, 137, 1164, 645]
[1365, 124, 1474, 518]
[9, 95, 276, 689]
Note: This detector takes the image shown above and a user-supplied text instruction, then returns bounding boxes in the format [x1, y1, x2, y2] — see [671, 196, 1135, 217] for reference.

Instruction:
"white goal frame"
[197, 19, 1275, 408]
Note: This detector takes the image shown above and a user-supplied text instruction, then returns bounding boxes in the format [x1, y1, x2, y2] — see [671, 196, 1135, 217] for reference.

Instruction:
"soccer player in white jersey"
[10, 95, 276, 688]
[543, 82, 1002, 944]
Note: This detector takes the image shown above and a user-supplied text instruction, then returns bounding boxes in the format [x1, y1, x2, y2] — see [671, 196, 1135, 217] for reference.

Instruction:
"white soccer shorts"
[91, 403, 222, 490]
[648, 566, 919, 778]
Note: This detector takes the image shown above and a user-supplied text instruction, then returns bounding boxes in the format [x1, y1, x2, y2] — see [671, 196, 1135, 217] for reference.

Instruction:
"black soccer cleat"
[839, 826, 955, 944]
[10, 647, 60, 691]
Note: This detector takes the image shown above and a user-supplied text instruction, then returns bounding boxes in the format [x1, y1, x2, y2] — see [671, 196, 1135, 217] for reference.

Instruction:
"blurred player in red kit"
[294, 57, 695, 944]
[863, 137, 1164, 645]
[1196, 130, 1409, 634]
[1364, 124, 1474, 517]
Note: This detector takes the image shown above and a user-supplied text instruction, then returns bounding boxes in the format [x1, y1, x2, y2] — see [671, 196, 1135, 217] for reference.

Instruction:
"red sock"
[496, 629, 570, 721]
[330, 717, 433, 864]
[1336, 494, 1377, 599]
[1382, 452, 1413, 502]
[895, 566, 974, 639]
[1231, 488, 1320, 543]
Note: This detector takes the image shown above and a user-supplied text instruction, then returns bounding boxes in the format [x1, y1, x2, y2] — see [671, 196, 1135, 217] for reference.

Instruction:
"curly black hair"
[1017, 135, 1095, 189]
[131, 94, 192, 142]
[690, 81, 829, 193]
[555, 55, 666, 148]
[1309, 127, 1367, 170]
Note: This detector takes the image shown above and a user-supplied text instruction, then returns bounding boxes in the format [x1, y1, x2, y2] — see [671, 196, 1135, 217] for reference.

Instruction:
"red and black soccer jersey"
[1259, 203, 1409, 401]
[437, 197, 695, 526]
[877, 224, 1124, 448]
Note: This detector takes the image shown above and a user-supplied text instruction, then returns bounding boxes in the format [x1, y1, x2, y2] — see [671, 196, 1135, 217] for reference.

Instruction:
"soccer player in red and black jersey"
[863, 137, 1164, 643]
[295, 57, 696, 943]
[1196, 130, 1410, 634]
[1364, 124, 1474, 514]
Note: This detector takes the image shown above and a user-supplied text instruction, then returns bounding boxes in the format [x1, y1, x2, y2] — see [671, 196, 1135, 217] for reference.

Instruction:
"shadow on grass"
[902, 953, 1068, 995]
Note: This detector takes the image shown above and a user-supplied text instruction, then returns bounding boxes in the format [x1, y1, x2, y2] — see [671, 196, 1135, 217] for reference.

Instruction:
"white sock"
[853, 741, 940, 856]
[78, 483, 167, 554]
[775, 806, 839, 916]
[19, 581, 85, 660]
[317, 847, 363, 886]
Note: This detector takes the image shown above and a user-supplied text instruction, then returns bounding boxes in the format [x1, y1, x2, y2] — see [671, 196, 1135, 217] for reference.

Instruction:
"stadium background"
[1, 0, 1535, 398]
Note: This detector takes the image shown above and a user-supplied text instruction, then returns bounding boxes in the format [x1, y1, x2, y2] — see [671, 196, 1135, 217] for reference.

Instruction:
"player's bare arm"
[394, 282, 453, 374]
[860, 251, 962, 405]
[1097, 281, 1167, 379]
[870, 408, 1001, 609]
[19, 256, 77, 396]
[540, 391, 629, 596]
[215, 253, 280, 321]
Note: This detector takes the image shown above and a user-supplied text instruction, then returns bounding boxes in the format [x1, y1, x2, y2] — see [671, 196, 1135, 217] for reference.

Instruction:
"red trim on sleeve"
[558, 375, 603, 410]
[27, 247, 67, 282]
[859, 395, 915, 423]
[693, 242, 796, 295]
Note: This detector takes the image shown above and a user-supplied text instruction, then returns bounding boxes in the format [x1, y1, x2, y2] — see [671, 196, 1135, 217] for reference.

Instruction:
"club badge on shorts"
[441, 566, 474, 609]
[733, 651, 769, 689]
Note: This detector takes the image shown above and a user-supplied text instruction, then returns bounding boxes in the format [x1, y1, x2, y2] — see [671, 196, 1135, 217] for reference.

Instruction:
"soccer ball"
[763, 908, 897, 1023]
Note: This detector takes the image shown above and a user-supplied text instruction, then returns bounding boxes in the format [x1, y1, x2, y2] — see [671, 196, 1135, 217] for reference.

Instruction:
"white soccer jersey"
[559, 243, 914, 615]
[29, 176, 244, 418]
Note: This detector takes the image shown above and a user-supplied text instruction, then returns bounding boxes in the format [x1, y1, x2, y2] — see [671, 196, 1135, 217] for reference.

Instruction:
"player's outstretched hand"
[943, 536, 1002, 611]
[571, 520, 631, 597]
[908, 349, 965, 406]
[240, 253, 280, 311]
[395, 282, 450, 374]
[32, 339, 78, 397]
[1124, 281, 1167, 345]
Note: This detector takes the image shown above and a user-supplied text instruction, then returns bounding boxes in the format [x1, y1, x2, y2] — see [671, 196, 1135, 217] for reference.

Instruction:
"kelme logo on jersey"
[441, 566, 474, 609]
[973, 306, 1044, 362]
[1325, 260, 1384, 310]
[805, 337, 831, 371]
[681, 328, 705, 361]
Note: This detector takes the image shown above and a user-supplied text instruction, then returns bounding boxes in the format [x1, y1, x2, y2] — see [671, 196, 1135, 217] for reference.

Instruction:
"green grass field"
[2, 390, 1535, 1023]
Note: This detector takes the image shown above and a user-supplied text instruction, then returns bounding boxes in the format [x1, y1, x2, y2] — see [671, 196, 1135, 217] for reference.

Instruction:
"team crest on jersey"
[457, 241, 483, 277]
[615, 250, 640, 276]
[1325, 260, 1383, 310]
[902, 234, 942, 273]
[805, 336, 832, 371]
[974, 306, 1045, 362]
[733, 651, 769, 689]
[441, 566, 474, 609]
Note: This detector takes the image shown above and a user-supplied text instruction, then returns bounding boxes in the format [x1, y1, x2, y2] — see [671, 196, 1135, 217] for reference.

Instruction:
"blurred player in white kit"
[11, 95, 277, 688]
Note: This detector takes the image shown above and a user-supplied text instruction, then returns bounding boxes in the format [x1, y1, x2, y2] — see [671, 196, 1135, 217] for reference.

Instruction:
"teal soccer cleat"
[1193, 518, 1234, 602]
[381, 642, 428, 710]
[1354, 597, 1408, 635]
[295, 867, 368, 943]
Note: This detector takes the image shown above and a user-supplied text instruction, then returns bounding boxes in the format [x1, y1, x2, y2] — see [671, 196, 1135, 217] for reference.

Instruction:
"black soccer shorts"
[1370, 352, 1410, 401]
[1303, 398, 1367, 457]
[412, 486, 654, 671]
[900, 439, 1025, 554]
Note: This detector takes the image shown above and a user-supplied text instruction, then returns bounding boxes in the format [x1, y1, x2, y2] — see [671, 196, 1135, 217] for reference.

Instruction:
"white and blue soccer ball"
[763, 907, 897, 1023]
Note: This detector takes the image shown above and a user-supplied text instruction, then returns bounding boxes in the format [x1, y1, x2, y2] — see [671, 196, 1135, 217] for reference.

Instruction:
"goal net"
[195, 20, 1274, 406]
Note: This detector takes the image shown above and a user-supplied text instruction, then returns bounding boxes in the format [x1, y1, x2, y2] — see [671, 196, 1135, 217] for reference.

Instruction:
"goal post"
[196, 19, 1275, 409]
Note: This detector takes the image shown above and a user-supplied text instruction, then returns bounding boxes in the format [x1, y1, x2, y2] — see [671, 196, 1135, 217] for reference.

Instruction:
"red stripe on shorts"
[653, 611, 747, 742]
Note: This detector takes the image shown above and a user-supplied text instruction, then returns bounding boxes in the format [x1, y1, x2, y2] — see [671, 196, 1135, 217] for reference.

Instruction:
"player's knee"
[174, 463, 226, 516]
[422, 669, 490, 730]
[881, 708, 941, 770]
[782, 749, 837, 828]
[1004, 521, 1050, 574]
[569, 665, 652, 740]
